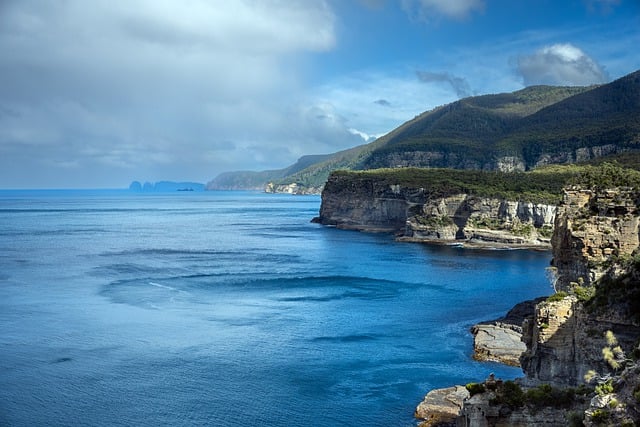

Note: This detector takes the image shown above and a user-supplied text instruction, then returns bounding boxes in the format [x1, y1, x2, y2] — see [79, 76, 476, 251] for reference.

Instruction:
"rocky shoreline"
[312, 169, 640, 425]
[414, 187, 640, 426]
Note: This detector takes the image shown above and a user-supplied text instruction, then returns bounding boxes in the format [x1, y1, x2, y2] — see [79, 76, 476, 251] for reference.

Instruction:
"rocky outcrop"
[520, 188, 640, 387]
[472, 324, 525, 366]
[414, 386, 469, 427]
[313, 175, 429, 232]
[472, 298, 544, 366]
[416, 186, 640, 425]
[314, 174, 556, 246]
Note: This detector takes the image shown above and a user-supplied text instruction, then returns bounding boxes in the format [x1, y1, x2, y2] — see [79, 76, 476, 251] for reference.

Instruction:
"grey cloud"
[0, 0, 337, 188]
[516, 43, 609, 86]
[374, 99, 392, 107]
[416, 70, 472, 98]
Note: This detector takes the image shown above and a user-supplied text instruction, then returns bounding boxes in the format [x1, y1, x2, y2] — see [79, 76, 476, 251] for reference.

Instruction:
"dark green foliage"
[524, 384, 576, 408]
[588, 268, 640, 322]
[499, 381, 525, 408]
[465, 382, 486, 396]
[331, 166, 578, 204]
[573, 285, 596, 302]
[569, 162, 640, 189]
[567, 411, 585, 427]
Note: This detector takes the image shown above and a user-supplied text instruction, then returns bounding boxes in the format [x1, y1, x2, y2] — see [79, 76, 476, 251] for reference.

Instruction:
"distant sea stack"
[129, 181, 205, 192]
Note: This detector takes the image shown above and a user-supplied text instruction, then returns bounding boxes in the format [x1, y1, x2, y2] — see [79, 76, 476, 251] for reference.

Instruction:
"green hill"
[207, 69, 640, 191]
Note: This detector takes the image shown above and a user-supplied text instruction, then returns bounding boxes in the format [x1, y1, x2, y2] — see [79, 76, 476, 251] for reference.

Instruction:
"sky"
[0, 0, 639, 188]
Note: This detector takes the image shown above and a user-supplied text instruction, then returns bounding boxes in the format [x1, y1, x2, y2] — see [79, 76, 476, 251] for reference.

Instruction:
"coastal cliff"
[416, 184, 640, 426]
[313, 171, 556, 247]
[521, 188, 640, 388]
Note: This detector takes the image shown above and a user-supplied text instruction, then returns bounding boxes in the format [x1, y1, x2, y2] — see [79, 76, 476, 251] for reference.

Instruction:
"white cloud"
[401, 0, 485, 20]
[516, 43, 609, 86]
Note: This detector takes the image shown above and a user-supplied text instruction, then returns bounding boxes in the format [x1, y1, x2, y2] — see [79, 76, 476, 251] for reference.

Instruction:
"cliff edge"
[416, 183, 640, 426]
[313, 170, 557, 248]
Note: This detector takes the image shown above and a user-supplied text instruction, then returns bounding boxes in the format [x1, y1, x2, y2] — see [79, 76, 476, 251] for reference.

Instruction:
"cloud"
[309, 71, 460, 142]
[416, 71, 472, 98]
[401, 0, 485, 20]
[515, 43, 609, 86]
[0, 0, 337, 187]
[374, 99, 392, 107]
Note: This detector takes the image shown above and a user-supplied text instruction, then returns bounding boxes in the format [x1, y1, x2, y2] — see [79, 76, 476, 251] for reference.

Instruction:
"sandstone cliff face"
[405, 194, 555, 247]
[314, 175, 427, 232]
[314, 174, 556, 246]
[522, 188, 640, 388]
[551, 188, 640, 289]
[416, 186, 640, 426]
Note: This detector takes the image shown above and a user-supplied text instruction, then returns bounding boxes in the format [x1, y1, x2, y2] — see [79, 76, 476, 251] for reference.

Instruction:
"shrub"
[547, 291, 568, 302]
[573, 285, 596, 302]
[465, 382, 486, 396]
[524, 383, 575, 408]
[499, 380, 524, 408]
[595, 379, 614, 396]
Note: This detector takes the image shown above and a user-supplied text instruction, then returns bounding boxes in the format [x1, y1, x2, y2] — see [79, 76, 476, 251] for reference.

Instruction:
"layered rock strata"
[416, 187, 640, 426]
[314, 174, 556, 247]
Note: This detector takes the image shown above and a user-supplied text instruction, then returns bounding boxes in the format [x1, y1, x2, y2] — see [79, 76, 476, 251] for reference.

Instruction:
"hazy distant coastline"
[129, 181, 205, 192]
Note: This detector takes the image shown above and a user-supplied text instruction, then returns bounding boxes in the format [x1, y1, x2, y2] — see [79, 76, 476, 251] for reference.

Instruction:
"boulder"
[414, 385, 469, 426]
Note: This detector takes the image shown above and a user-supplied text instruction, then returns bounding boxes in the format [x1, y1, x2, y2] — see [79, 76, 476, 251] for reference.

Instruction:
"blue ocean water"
[0, 190, 552, 426]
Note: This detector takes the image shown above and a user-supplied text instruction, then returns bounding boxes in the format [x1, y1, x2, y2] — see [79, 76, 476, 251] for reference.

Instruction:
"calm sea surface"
[0, 190, 551, 426]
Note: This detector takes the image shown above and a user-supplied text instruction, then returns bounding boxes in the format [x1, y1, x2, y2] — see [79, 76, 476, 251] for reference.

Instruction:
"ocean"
[0, 190, 551, 426]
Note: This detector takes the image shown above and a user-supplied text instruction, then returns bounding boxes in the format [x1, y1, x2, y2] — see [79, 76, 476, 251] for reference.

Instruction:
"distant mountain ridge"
[207, 69, 640, 191]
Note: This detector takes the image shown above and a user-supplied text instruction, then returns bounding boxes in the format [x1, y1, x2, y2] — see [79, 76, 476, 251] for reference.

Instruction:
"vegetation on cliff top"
[329, 166, 572, 204]
[328, 162, 640, 205]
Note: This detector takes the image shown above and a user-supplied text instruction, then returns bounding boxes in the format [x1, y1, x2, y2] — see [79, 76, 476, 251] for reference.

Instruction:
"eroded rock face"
[471, 298, 545, 367]
[405, 195, 555, 247]
[522, 188, 640, 386]
[314, 174, 557, 247]
[552, 188, 640, 289]
[314, 175, 427, 232]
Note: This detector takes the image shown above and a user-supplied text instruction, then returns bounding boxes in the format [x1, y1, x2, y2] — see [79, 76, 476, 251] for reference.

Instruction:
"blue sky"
[0, 0, 639, 188]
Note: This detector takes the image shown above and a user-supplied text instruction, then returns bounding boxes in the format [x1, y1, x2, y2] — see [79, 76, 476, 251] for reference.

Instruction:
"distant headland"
[129, 181, 205, 192]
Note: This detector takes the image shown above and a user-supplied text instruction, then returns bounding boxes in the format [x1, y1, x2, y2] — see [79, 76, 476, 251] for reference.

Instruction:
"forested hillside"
[207, 70, 640, 191]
